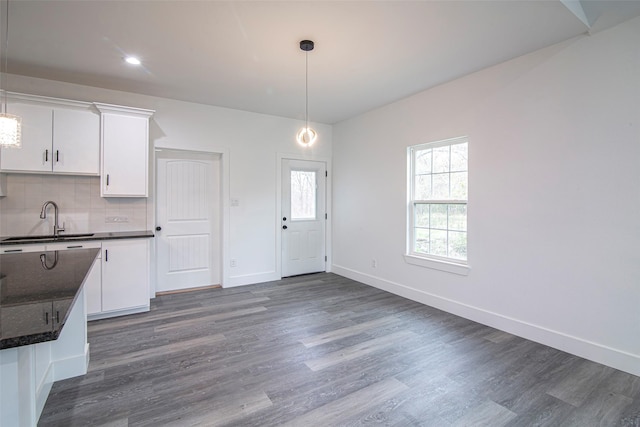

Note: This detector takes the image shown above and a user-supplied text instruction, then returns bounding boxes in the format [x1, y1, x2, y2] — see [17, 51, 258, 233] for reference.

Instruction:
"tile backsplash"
[0, 174, 149, 236]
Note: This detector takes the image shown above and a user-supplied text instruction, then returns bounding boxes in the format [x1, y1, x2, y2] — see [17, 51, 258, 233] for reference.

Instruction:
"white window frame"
[405, 136, 470, 276]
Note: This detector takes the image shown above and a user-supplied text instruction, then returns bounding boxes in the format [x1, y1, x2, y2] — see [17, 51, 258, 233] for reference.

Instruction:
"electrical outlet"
[105, 216, 129, 223]
[371, 259, 377, 268]
[230, 259, 237, 267]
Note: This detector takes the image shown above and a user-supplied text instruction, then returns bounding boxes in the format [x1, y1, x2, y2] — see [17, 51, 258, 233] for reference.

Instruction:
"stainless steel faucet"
[40, 201, 66, 236]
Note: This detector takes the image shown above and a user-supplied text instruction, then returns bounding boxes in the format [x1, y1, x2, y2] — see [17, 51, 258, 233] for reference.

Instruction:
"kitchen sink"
[2, 233, 95, 242]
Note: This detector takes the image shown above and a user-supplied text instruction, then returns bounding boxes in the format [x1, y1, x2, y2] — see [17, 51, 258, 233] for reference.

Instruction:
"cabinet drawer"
[45, 241, 101, 251]
[0, 245, 46, 254]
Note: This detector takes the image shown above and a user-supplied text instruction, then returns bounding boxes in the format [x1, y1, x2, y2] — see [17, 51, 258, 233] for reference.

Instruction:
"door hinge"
[325, 171, 327, 177]
[325, 256, 327, 262]
[325, 213, 327, 220]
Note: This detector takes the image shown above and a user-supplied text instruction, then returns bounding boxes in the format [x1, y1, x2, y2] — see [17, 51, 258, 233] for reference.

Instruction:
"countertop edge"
[0, 330, 59, 350]
[0, 230, 155, 246]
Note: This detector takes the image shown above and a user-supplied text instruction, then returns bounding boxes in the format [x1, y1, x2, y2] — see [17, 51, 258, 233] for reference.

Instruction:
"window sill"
[404, 254, 470, 276]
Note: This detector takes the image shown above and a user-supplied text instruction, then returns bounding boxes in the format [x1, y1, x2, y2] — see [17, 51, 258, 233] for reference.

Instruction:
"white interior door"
[282, 159, 326, 277]
[156, 151, 221, 292]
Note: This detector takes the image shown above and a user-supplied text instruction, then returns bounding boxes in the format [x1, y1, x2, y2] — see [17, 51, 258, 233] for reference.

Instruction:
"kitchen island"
[0, 248, 100, 427]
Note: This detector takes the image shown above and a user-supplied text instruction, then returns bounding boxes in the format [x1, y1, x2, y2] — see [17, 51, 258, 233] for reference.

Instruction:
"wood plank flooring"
[39, 273, 640, 426]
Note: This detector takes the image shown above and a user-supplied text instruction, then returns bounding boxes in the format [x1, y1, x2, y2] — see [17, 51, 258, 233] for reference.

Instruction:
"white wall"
[1, 75, 332, 287]
[332, 17, 640, 376]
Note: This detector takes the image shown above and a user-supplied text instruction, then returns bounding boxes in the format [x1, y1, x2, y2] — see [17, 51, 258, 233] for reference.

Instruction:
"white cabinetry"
[0, 239, 150, 320]
[86, 239, 149, 320]
[0, 287, 89, 427]
[0, 103, 51, 173]
[52, 108, 100, 174]
[0, 244, 46, 254]
[95, 103, 155, 197]
[101, 239, 150, 313]
[0, 95, 99, 175]
[84, 252, 103, 317]
[46, 238, 150, 319]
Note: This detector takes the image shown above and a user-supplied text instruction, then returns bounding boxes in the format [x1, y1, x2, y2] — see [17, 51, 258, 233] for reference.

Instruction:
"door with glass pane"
[282, 159, 326, 277]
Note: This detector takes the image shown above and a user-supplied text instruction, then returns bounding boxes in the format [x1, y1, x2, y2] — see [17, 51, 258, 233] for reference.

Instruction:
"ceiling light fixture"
[296, 40, 317, 147]
[0, 0, 21, 148]
[125, 56, 141, 65]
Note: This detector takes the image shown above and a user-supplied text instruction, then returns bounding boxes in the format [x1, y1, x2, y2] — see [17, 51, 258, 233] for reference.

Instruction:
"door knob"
[155, 226, 162, 231]
[282, 225, 288, 230]
[283, 217, 287, 221]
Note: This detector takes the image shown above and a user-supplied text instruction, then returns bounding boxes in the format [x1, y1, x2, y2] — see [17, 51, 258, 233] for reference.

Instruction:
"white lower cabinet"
[0, 244, 46, 254]
[0, 238, 150, 320]
[84, 253, 103, 316]
[80, 238, 150, 319]
[100, 239, 149, 314]
[46, 238, 150, 318]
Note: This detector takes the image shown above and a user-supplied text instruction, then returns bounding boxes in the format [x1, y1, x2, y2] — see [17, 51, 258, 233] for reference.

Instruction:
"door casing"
[153, 147, 229, 294]
[276, 153, 332, 279]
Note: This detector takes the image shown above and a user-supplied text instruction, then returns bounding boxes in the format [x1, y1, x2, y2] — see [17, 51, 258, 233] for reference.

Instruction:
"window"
[290, 170, 317, 220]
[407, 137, 468, 273]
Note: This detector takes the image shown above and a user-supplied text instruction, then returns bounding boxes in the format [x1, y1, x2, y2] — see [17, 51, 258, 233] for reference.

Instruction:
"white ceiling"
[4, 1, 640, 124]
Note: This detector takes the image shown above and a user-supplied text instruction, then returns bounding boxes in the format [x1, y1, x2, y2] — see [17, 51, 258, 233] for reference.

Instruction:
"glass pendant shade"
[296, 126, 317, 147]
[0, 113, 21, 148]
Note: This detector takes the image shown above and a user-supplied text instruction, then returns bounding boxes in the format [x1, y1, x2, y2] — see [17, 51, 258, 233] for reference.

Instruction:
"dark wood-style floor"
[39, 273, 639, 426]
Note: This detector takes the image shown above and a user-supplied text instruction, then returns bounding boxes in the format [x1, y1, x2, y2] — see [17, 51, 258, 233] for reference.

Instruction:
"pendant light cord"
[305, 49, 309, 131]
[2, 0, 9, 114]
[296, 40, 316, 146]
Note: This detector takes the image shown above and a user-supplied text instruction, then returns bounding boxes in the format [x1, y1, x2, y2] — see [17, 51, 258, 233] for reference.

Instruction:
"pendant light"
[296, 40, 317, 147]
[0, 0, 21, 148]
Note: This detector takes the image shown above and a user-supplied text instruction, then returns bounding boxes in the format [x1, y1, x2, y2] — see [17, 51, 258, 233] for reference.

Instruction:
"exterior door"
[156, 151, 221, 292]
[281, 159, 326, 277]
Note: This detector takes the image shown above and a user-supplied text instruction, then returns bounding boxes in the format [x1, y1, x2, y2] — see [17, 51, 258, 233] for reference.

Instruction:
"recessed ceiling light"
[125, 56, 141, 65]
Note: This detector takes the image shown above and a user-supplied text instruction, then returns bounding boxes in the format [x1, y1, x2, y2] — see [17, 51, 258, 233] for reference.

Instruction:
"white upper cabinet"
[95, 103, 154, 197]
[52, 108, 100, 174]
[0, 102, 53, 173]
[0, 95, 100, 175]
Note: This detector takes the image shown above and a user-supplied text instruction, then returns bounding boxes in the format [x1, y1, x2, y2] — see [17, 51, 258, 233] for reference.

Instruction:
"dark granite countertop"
[0, 230, 154, 246]
[0, 248, 100, 349]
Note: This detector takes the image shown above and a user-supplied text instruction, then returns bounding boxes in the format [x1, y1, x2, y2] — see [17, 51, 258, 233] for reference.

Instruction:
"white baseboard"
[88, 305, 150, 321]
[225, 270, 279, 288]
[332, 264, 640, 377]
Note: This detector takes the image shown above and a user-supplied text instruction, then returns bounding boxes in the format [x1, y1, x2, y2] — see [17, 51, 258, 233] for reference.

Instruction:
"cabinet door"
[101, 239, 149, 312]
[84, 258, 102, 316]
[101, 113, 148, 197]
[53, 109, 100, 175]
[0, 103, 53, 172]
